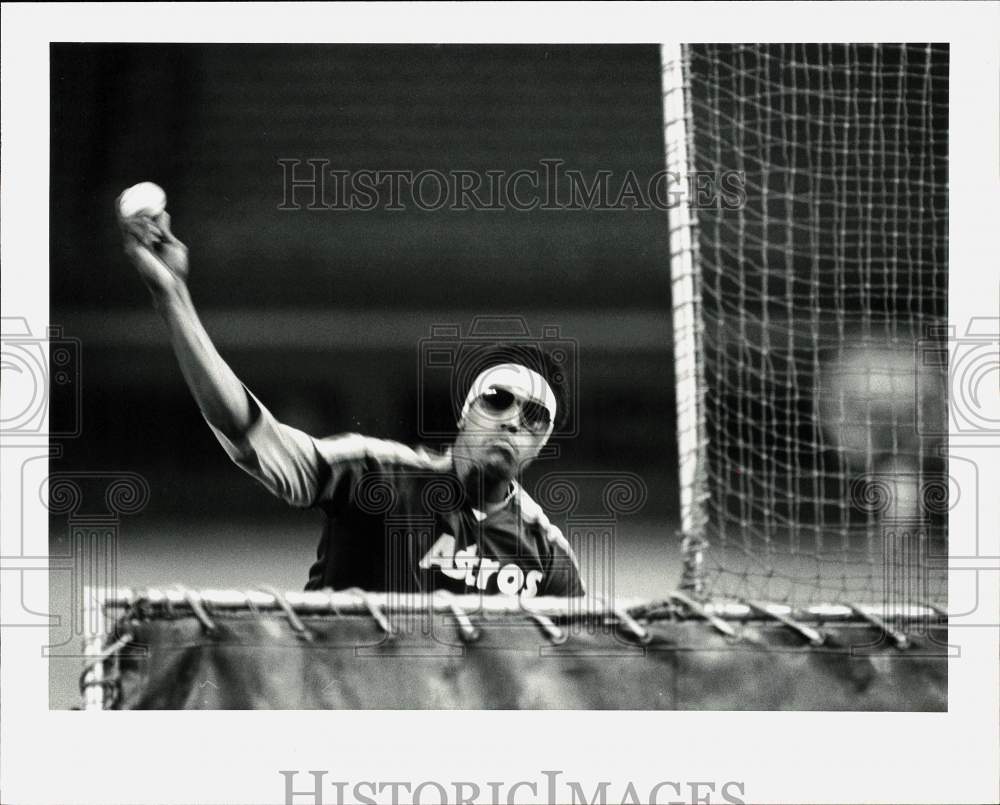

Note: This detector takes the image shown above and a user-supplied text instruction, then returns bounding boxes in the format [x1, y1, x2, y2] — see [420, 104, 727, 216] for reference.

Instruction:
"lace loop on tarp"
[529, 613, 566, 644]
[434, 590, 480, 643]
[342, 587, 395, 635]
[745, 599, 826, 647]
[178, 587, 217, 634]
[591, 594, 651, 644]
[258, 585, 313, 641]
[847, 603, 910, 649]
[670, 590, 739, 639]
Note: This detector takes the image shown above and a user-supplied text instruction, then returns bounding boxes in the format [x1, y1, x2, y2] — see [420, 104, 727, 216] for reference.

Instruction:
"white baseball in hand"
[118, 181, 167, 218]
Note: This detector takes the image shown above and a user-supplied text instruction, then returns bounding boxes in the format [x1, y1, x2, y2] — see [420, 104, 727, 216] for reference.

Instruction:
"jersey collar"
[471, 481, 518, 521]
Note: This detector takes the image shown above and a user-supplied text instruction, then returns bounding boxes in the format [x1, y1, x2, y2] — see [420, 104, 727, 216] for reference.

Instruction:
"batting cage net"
[662, 44, 948, 607]
[81, 587, 946, 710]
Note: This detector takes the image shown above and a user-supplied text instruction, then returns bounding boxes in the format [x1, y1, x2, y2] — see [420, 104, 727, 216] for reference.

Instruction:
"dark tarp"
[101, 609, 947, 710]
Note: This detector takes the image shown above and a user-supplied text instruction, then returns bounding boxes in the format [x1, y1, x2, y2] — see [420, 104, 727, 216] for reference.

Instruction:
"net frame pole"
[81, 585, 108, 710]
[661, 43, 709, 595]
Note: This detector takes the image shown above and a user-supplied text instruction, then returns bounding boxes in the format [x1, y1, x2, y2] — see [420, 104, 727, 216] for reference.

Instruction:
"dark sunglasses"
[477, 388, 552, 431]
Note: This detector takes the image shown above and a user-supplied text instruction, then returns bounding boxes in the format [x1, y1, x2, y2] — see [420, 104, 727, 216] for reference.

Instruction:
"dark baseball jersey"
[208, 392, 584, 597]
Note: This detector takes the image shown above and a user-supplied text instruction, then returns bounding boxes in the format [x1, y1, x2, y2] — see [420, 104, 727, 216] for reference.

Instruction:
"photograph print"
[45, 42, 948, 711]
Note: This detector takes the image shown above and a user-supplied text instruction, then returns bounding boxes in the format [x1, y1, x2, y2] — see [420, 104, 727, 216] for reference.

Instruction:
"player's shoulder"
[313, 433, 452, 472]
[514, 486, 573, 556]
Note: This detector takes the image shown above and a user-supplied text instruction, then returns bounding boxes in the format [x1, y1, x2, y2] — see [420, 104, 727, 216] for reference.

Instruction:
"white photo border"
[2, 3, 998, 804]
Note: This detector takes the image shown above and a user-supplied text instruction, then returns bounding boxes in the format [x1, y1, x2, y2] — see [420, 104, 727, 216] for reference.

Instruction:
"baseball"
[118, 181, 167, 219]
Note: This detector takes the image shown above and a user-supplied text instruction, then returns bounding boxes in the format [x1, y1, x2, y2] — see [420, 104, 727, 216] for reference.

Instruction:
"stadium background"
[48, 45, 679, 707]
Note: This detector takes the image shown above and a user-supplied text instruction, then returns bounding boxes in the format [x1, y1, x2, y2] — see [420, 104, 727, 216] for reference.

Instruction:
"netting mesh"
[663, 44, 948, 606]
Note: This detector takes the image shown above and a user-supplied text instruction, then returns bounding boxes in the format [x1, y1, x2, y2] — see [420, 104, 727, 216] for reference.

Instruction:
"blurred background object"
[819, 332, 947, 522]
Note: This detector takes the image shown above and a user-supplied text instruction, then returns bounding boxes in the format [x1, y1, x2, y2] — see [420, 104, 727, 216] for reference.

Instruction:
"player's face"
[453, 382, 553, 481]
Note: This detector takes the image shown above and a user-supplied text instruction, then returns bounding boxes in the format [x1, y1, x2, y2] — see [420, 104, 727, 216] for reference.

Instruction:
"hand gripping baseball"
[118, 190, 189, 295]
[116, 186, 254, 438]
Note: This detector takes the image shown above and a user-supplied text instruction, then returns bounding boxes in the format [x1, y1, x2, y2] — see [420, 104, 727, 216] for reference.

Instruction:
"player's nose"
[499, 412, 521, 433]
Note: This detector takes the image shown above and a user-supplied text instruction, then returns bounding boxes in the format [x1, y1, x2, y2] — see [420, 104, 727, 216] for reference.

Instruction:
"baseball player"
[119, 206, 584, 598]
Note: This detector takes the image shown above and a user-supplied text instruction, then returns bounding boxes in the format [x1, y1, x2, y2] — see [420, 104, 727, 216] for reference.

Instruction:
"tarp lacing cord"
[617, 606, 652, 645]
[592, 595, 651, 644]
[242, 590, 261, 619]
[669, 590, 739, 639]
[258, 585, 313, 641]
[744, 599, 826, 647]
[78, 633, 134, 705]
[920, 600, 948, 620]
[629, 600, 676, 622]
[342, 588, 395, 636]
[529, 613, 566, 644]
[847, 603, 910, 649]
[434, 590, 480, 643]
[178, 587, 217, 634]
[325, 589, 344, 618]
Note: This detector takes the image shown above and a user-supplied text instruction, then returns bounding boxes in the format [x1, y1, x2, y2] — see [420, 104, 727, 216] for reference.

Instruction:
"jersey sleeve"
[205, 388, 325, 508]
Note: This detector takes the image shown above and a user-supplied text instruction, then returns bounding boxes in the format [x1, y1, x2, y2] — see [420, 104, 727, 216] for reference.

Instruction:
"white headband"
[460, 363, 558, 425]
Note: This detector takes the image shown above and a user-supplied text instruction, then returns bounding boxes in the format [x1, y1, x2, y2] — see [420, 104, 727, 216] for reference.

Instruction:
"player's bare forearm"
[154, 282, 255, 441]
[118, 194, 255, 442]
